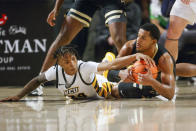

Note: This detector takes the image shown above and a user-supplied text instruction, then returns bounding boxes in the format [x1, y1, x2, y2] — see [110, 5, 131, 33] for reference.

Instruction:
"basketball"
[130, 60, 158, 84]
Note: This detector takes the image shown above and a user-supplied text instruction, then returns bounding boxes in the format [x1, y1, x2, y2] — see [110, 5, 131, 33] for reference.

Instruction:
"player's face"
[136, 29, 155, 52]
[58, 53, 78, 75]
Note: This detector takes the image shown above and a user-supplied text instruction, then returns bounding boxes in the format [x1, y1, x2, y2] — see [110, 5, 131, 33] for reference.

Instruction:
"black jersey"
[118, 43, 176, 98]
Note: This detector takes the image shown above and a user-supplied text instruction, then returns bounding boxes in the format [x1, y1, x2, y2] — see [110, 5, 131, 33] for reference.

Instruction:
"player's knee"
[113, 36, 126, 51]
[167, 27, 180, 39]
[114, 36, 125, 45]
[167, 21, 183, 39]
[111, 85, 120, 98]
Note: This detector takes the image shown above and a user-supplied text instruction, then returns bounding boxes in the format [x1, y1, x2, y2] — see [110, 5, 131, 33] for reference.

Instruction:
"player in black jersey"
[107, 23, 176, 100]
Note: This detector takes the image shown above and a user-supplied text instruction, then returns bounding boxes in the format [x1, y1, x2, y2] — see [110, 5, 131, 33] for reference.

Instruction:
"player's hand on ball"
[131, 60, 158, 84]
[119, 68, 135, 83]
[138, 69, 154, 86]
[0, 96, 21, 102]
[135, 53, 156, 67]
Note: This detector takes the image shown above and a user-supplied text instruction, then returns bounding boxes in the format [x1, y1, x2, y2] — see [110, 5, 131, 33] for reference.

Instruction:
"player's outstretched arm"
[97, 53, 155, 72]
[97, 54, 137, 72]
[0, 74, 48, 102]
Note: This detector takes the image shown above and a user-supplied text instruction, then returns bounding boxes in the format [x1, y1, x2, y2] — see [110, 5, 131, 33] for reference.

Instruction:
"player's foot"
[102, 52, 116, 62]
[28, 85, 43, 96]
[102, 52, 116, 78]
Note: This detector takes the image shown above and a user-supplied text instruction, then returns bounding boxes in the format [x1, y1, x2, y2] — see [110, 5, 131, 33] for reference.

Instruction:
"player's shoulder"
[158, 52, 174, 67]
[78, 60, 98, 69]
[47, 65, 59, 72]
[125, 39, 136, 48]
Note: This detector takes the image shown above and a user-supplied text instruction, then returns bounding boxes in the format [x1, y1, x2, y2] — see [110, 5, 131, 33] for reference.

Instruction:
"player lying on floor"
[0, 46, 155, 101]
[103, 23, 176, 100]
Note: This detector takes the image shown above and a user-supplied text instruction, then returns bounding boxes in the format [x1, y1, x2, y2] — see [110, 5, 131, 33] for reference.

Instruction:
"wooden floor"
[1, 80, 196, 131]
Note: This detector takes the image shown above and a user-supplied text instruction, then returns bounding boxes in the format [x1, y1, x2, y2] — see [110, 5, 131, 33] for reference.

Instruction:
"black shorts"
[118, 82, 158, 98]
[67, 0, 126, 27]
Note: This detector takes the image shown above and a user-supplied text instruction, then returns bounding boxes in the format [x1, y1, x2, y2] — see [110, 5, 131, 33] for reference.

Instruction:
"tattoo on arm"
[17, 74, 47, 98]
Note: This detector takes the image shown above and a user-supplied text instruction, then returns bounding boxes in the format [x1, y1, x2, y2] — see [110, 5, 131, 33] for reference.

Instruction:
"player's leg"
[176, 63, 196, 77]
[111, 82, 143, 98]
[112, 82, 158, 98]
[165, 16, 188, 61]
[103, 0, 127, 52]
[108, 22, 127, 52]
[93, 74, 114, 98]
[165, 0, 195, 61]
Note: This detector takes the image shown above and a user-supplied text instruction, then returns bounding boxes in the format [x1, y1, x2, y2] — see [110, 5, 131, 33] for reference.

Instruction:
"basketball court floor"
[1, 80, 196, 131]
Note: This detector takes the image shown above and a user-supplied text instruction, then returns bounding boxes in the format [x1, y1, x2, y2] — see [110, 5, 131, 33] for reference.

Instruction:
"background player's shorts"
[170, 0, 196, 25]
[118, 82, 158, 98]
[67, 0, 126, 27]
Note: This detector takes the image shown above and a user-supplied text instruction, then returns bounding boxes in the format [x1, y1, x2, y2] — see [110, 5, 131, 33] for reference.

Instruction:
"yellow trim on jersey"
[105, 15, 121, 24]
[98, 87, 104, 96]
[152, 44, 158, 59]
[70, 8, 92, 21]
[92, 76, 99, 92]
[106, 82, 112, 93]
[127, 64, 133, 69]
[92, 76, 113, 98]
[69, 14, 90, 27]
[105, 10, 123, 18]
[103, 70, 109, 79]
[92, 76, 97, 87]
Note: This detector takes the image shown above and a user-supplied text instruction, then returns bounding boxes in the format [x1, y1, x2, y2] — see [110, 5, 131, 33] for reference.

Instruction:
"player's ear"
[152, 38, 157, 45]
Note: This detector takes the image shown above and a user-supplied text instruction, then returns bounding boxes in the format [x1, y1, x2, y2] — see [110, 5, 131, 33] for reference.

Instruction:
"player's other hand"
[138, 69, 154, 86]
[0, 96, 21, 102]
[119, 68, 135, 83]
[135, 53, 156, 67]
[47, 9, 58, 27]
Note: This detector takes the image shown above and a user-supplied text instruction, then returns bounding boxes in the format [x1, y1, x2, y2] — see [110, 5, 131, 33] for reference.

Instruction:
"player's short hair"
[53, 45, 79, 59]
[140, 23, 160, 41]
